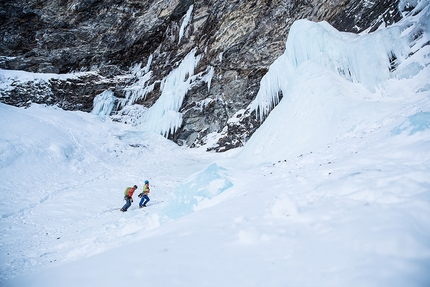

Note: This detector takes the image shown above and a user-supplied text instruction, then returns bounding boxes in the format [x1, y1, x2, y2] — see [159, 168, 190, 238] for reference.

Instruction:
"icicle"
[202, 66, 215, 91]
[144, 54, 153, 74]
[179, 5, 194, 44]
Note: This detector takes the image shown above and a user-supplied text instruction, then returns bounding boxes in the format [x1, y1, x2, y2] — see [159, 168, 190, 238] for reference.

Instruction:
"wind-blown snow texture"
[1, 2, 430, 286]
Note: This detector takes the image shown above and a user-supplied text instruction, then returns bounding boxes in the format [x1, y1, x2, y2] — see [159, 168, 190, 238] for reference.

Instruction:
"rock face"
[0, 0, 403, 151]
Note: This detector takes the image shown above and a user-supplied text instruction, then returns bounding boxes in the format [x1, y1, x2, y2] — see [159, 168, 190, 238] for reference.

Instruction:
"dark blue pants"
[139, 195, 150, 207]
[122, 197, 132, 211]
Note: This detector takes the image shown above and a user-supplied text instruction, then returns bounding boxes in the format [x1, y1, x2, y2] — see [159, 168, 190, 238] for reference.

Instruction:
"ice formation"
[93, 46, 214, 137]
[179, 5, 194, 43]
[239, 2, 430, 163]
[119, 56, 155, 108]
[91, 90, 116, 117]
[250, 3, 430, 121]
[201, 65, 215, 91]
[140, 48, 211, 137]
[163, 163, 233, 220]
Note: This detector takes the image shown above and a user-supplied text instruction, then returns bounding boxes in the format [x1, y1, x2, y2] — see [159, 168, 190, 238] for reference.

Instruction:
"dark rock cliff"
[0, 0, 404, 151]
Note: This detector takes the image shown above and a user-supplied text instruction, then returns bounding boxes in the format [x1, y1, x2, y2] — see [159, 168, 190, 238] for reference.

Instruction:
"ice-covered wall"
[240, 2, 430, 164]
[251, 17, 411, 121]
[140, 48, 203, 137]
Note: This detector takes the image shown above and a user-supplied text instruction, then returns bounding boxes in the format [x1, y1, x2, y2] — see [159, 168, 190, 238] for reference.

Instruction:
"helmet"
[144, 180, 149, 184]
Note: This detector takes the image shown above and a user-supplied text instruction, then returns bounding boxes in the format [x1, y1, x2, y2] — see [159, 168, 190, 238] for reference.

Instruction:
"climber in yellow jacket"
[138, 180, 150, 208]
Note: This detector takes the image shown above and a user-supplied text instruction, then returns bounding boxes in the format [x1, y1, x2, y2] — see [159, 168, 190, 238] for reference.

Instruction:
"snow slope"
[1, 2, 430, 286]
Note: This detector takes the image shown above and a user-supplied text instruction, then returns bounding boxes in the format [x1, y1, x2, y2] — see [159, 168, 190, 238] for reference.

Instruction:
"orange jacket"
[124, 187, 136, 198]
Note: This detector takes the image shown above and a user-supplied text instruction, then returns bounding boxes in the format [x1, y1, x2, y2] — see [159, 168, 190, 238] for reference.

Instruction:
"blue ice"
[163, 163, 233, 220]
[91, 90, 116, 118]
[391, 112, 430, 135]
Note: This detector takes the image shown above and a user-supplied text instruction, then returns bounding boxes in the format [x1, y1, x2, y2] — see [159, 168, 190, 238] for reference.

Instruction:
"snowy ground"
[1, 2, 430, 287]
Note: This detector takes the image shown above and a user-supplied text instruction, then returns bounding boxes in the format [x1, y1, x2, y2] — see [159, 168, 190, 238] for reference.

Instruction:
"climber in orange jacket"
[120, 185, 137, 212]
